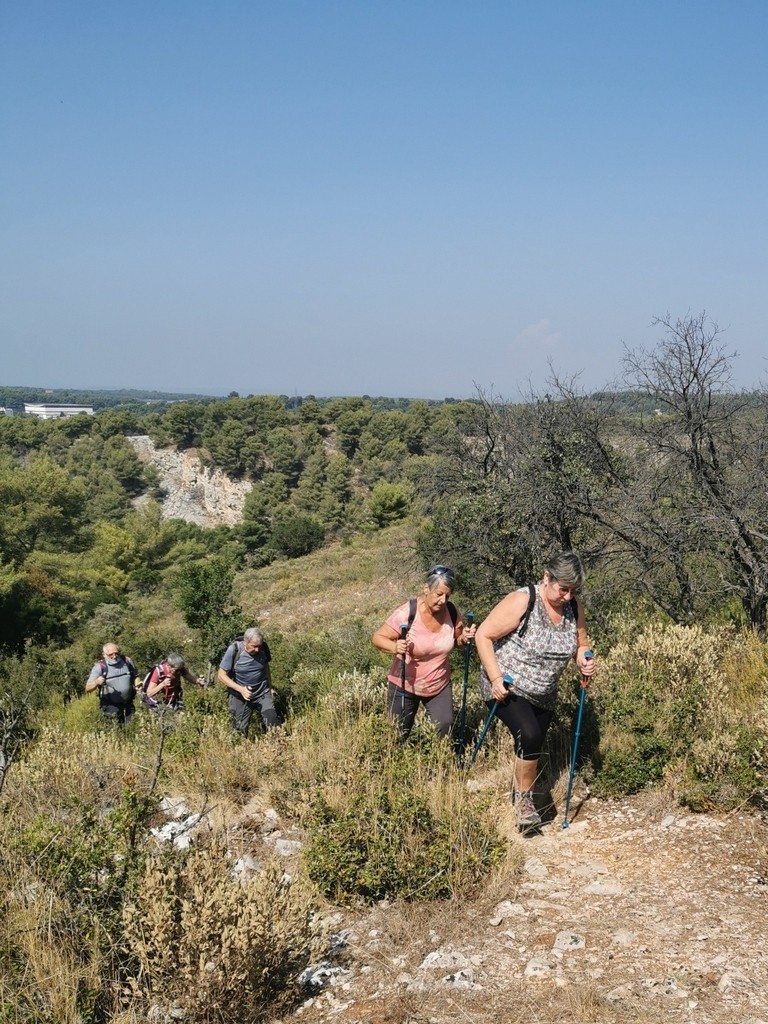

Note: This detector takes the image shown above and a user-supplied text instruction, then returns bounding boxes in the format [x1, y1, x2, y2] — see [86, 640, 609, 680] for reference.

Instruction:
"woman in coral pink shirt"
[372, 566, 476, 740]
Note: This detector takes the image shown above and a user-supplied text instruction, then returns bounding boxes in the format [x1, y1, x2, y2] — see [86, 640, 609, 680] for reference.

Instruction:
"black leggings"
[488, 692, 554, 761]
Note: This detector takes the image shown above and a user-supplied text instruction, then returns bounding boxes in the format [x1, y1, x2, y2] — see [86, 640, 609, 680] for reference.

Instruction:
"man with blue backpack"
[217, 627, 280, 737]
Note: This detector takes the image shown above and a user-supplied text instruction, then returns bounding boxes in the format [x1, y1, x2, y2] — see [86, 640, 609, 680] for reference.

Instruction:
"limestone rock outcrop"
[128, 435, 252, 528]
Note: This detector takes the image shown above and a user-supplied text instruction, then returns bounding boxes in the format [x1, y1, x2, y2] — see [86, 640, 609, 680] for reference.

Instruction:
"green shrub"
[592, 732, 670, 796]
[678, 725, 766, 811]
[51, 692, 105, 733]
[365, 481, 413, 528]
[590, 623, 768, 807]
[270, 514, 324, 558]
[303, 715, 504, 905]
[0, 652, 52, 794]
[269, 621, 378, 708]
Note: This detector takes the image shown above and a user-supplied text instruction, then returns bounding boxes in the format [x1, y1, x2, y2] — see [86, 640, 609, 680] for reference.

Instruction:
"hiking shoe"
[516, 791, 542, 830]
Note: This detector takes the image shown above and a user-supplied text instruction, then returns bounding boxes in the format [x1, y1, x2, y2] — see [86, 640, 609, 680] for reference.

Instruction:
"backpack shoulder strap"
[447, 601, 458, 628]
[516, 584, 537, 639]
[98, 657, 129, 677]
[407, 598, 417, 630]
[141, 664, 165, 706]
[142, 664, 163, 692]
[220, 638, 245, 679]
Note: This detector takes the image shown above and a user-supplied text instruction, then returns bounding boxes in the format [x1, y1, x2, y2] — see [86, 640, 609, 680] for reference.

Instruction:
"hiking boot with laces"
[515, 790, 542, 831]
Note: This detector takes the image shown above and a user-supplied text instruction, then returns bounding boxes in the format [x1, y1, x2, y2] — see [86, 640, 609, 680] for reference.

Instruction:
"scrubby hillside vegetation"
[1, 313, 768, 1022]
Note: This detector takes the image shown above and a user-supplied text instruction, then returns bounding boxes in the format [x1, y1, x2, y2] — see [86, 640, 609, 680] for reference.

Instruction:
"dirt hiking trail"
[285, 794, 768, 1024]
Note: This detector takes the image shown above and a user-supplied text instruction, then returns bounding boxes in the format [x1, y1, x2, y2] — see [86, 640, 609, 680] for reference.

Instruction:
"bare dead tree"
[423, 314, 768, 633]
[622, 313, 768, 632]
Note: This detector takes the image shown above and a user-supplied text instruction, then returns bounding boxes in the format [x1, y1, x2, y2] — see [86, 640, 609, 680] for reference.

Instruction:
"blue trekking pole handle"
[466, 674, 513, 769]
[457, 612, 475, 759]
[562, 650, 593, 829]
[398, 624, 408, 713]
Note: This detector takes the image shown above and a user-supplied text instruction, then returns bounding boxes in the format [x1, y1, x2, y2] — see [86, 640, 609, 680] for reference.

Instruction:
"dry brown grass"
[9, 724, 137, 812]
[3, 866, 99, 1023]
[234, 521, 427, 632]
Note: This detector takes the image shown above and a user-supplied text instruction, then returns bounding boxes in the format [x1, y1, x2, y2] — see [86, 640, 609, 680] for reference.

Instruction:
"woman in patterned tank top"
[474, 552, 596, 831]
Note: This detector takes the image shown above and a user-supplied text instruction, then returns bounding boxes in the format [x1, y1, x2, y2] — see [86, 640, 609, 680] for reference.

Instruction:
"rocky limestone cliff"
[128, 435, 252, 528]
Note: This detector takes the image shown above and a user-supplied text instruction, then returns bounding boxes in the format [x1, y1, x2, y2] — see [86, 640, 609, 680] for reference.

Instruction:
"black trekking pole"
[456, 612, 475, 765]
[398, 623, 409, 714]
[466, 674, 513, 769]
[562, 650, 593, 829]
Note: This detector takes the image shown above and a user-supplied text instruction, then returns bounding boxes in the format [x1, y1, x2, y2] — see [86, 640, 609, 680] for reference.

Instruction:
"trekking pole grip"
[398, 624, 409, 713]
[580, 649, 594, 687]
[399, 623, 408, 652]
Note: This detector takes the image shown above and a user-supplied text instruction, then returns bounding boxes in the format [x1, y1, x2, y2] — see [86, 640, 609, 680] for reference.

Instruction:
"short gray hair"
[544, 551, 586, 590]
[243, 627, 265, 644]
[424, 565, 456, 592]
[166, 652, 186, 670]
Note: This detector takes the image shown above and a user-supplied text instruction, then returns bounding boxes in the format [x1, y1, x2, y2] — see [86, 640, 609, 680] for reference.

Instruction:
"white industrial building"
[24, 403, 94, 419]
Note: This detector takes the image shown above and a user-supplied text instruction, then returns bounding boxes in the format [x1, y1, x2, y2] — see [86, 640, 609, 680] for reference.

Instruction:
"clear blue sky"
[2, 1, 766, 399]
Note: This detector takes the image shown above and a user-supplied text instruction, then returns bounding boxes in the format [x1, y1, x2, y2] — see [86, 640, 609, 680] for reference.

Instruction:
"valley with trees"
[1, 313, 767, 1023]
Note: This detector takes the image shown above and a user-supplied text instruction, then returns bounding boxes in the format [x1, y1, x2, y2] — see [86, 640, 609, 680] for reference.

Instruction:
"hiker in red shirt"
[142, 653, 206, 711]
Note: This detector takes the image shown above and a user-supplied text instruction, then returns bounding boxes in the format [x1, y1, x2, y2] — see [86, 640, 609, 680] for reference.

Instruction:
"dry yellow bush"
[10, 724, 131, 811]
[172, 718, 292, 804]
[123, 842, 325, 1021]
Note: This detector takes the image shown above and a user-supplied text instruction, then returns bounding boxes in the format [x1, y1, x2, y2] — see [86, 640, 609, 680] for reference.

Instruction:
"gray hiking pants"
[386, 682, 453, 741]
[228, 688, 279, 737]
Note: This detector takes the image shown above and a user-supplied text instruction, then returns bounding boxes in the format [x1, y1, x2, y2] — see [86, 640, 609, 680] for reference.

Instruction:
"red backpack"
[140, 662, 182, 708]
